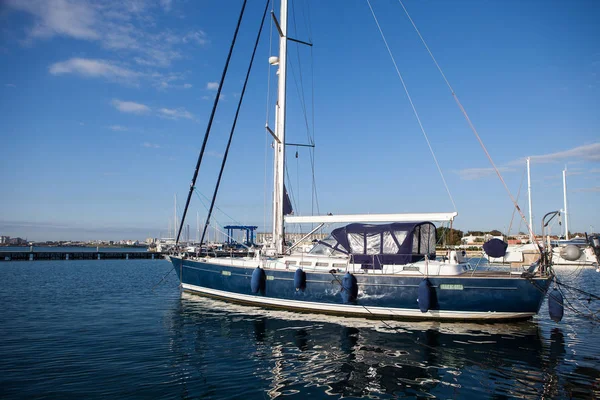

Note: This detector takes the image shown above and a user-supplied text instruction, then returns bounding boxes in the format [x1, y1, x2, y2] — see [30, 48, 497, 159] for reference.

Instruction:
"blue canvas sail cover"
[283, 184, 293, 215]
[482, 238, 508, 258]
[312, 222, 437, 269]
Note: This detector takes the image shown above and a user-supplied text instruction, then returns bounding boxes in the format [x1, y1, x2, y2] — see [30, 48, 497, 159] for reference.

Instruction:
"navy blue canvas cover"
[482, 238, 508, 258]
[329, 222, 437, 268]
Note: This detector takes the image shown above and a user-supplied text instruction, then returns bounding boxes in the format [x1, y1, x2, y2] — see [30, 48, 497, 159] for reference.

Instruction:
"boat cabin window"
[299, 261, 312, 266]
[315, 262, 329, 267]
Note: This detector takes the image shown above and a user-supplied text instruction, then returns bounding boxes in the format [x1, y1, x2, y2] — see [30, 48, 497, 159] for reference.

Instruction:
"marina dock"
[0, 251, 165, 261]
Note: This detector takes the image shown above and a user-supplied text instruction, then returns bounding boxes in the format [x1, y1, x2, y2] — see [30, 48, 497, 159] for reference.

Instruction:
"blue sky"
[0, 0, 598, 241]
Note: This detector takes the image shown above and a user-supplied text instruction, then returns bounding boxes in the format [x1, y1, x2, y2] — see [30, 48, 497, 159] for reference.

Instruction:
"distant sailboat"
[487, 162, 598, 267]
[168, 0, 554, 321]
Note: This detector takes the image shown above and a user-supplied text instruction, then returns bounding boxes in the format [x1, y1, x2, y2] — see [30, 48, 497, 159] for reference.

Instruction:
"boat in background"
[486, 163, 598, 267]
[169, 0, 554, 321]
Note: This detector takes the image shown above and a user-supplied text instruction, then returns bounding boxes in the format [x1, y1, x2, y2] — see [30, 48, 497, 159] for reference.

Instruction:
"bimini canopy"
[311, 222, 437, 269]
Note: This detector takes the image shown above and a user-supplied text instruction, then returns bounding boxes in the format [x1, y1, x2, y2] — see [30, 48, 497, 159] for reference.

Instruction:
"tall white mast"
[272, 0, 288, 254]
[563, 166, 569, 240]
[196, 211, 200, 242]
[527, 157, 534, 243]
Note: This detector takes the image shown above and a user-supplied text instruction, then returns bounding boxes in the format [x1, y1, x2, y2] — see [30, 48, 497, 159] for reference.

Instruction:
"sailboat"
[169, 0, 554, 321]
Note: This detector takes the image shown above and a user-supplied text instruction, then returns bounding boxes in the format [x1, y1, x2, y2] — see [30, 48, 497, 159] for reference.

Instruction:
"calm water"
[1, 260, 599, 399]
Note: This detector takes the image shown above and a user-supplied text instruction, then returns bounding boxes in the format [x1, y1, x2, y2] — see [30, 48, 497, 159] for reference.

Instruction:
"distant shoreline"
[0, 244, 148, 249]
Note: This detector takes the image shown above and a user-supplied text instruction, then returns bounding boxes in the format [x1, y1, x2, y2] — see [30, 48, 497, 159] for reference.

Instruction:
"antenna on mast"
[563, 165, 569, 240]
[527, 157, 534, 243]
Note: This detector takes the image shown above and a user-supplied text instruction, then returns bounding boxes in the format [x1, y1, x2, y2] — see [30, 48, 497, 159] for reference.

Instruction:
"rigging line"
[176, 0, 248, 245]
[366, 0, 457, 213]
[397, 0, 535, 245]
[556, 278, 600, 301]
[310, 45, 319, 216]
[151, 266, 175, 291]
[194, 189, 243, 228]
[287, 54, 312, 143]
[293, 0, 318, 216]
[284, 163, 298, 212]
[199, 0, 271, 250]
[507, 166, 527, 236]
[291, 0, 313, 147]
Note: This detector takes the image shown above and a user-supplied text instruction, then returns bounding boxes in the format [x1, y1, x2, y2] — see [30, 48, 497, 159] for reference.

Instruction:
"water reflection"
[164, 293, 599, 399]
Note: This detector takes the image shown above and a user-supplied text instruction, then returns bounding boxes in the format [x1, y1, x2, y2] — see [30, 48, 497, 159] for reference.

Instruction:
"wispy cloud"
[111, 99, 150, 114]
[573, 186, 600, 193]
[513, 143, 600, 165]
[183, 83, 192, 89]
[110, 99, 193, 121]
[6, 0, 98, 41]
[456, 167, 514, 181]
[108, 125, 128, 131]
[7, 0, 208, 86]
[160, 0, 173, 12]
[206, 151, 223, 159]
[50, 58, 139, 81]
[457, 143, 600, 180]
[158, 107, 194, 120]
[4, 83, 17, 88]
[143, 142, 160, 149]
[206, 82, 219, 90]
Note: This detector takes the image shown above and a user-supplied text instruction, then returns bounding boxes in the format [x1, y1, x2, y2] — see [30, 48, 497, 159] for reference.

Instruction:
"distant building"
[8, 237, 27, 245]
[0, 236, 10, 244]
[461, 234, 504, 246]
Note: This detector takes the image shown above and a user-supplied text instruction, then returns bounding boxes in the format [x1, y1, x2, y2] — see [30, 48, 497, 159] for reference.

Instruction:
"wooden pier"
[0, 251, 166, 261]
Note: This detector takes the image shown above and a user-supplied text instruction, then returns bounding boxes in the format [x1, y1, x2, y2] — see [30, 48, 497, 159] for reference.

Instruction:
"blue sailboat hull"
[170, 257, 552, 321]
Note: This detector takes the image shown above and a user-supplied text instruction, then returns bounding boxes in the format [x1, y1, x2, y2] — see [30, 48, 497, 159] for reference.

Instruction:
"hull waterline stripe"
[181, 283, 535, 320]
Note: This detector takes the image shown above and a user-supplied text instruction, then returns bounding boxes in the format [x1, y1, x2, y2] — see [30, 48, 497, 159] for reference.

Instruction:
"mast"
[174, 194, 178, 241]
[527, 157, 534, 243]
[196, 211, 200, 242]
[563, 166, 569, 240]
[272, 0, 288, 254]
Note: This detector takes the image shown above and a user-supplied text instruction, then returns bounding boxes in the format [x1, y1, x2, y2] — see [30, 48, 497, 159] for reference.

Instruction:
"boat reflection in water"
[164, 293, 598, 399]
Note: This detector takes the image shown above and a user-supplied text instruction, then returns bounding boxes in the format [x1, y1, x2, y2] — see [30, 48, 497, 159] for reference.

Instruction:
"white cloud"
[573, 186, 600, 193]
[206, 82, 219, 90]
[4, 83, 17, 88]
[7, 0, 99, 41]
[456, 167, 514, 181]
[49, 58, 138, 81]
[513, 143, 600, 165]
[7, 0, 209, 85]
[458, 143, 600, 180]
[160, 0, 173, 12]
[111, 99, 150, 114]
[158, 107, 194, 120]
[108, 125, 128, 131]
[183, 83, 192, 89]
[143, 142, 160, 149]
[183, 30, 208, 46]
